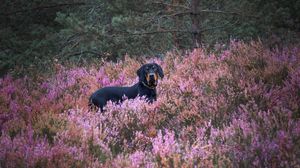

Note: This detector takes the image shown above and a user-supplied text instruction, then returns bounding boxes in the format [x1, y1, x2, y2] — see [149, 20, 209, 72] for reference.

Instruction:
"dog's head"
[137, 63, 164, 88]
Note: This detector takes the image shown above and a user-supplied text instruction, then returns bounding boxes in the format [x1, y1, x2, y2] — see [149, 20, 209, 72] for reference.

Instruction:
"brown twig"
[125, 19, 239, 36]
[159, 10, 259, 19]
[152, 1, 190, 10]
[2, 2, 88, 16]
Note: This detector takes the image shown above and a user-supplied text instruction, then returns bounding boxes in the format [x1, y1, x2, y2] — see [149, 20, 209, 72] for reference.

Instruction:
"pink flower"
[152, 130, 179, 158]
[129, 150, 146, 167]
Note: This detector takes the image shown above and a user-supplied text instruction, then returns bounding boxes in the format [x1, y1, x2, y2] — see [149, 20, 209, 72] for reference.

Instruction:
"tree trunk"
[172, 0, 180, 48]
[190, 0, 202, 48]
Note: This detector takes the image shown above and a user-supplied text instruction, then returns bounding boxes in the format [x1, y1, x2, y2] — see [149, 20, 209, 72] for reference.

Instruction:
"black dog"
[89, 63, 164, 111]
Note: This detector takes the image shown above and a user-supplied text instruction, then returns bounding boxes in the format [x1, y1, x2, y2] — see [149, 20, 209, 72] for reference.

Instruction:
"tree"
[0, 0, 86, 74]
[0, 0, 299, 75]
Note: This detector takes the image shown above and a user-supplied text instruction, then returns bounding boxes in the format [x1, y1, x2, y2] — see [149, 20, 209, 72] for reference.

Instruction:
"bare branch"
[59, 33, 85, 52]
[152, 1, 190, 10]
[2, 2, 88, 16]
[128, 29, 190, 36]
[64, 50, 101, 58]
[200, 20, 239, 33]
[158, 10, 258, 19]
[199, 10, 258, 18]
[123, 20, 239, 36]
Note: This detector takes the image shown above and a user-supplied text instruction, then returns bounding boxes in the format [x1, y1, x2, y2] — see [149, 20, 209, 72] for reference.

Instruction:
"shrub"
[0, 41, 299, 167]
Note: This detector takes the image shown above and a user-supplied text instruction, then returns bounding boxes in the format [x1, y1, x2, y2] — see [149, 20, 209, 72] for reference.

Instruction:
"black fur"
[89, 63, 163, 112]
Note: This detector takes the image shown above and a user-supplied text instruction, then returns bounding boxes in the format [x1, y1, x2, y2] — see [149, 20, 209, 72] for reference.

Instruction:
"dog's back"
[89, 85, 139, 111]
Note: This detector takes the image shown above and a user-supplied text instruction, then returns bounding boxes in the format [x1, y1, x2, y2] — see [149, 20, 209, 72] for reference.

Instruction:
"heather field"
[1, 41, 300, 167]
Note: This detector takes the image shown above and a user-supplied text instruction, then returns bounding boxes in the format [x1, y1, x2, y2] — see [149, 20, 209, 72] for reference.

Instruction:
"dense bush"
[1, 41, 300, 167]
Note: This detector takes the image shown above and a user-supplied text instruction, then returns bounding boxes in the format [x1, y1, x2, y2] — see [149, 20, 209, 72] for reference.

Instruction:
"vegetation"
[1, 42, 300, 167]
[0, 1, 299, 167]
[1, 0, 299, 74]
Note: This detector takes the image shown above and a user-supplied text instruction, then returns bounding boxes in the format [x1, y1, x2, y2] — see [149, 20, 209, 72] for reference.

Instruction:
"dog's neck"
[140, 81, 156, 90]
[134, 81, 157, 102]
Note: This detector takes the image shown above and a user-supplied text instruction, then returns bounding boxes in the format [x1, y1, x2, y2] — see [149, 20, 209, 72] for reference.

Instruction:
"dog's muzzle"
[147, 72, 158, 86]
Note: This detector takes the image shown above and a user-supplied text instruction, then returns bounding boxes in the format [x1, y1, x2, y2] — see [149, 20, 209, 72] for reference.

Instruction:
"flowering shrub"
[1, 41, 300, 167]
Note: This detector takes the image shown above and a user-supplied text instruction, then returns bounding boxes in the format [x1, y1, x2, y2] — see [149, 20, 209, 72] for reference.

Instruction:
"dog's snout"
[149, 73, 155, 77]
[149, 73, 157, 80]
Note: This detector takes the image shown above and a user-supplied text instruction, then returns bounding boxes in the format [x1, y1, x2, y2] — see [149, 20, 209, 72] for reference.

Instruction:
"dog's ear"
[136, 65, 145, 79]
[154, 63, 164, 79]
